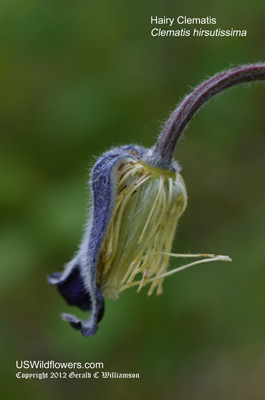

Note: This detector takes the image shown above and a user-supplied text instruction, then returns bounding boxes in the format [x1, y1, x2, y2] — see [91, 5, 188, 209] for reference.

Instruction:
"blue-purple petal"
[47, 265, 91, 311]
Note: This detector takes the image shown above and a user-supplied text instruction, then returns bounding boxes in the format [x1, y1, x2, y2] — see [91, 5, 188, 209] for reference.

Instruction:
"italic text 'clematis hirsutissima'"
[48, 64, 265, 336]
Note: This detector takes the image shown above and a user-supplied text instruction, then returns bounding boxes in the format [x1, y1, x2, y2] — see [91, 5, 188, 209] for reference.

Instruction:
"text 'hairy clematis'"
[48, 64, 265, 336]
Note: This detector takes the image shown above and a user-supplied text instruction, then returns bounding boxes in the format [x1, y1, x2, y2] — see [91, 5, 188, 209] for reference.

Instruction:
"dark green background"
[1, 1, 265, 399]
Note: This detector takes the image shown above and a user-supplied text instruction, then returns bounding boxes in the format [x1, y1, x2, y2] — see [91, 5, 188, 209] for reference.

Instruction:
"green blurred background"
[1, 1, 265, 399]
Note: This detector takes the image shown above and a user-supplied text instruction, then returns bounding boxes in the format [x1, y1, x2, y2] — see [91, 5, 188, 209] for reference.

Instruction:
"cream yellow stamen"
[97, 160, 230, 299]
[120, 254, 232, 291]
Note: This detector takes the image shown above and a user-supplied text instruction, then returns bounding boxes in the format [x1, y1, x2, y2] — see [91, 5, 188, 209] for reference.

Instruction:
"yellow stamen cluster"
[97, 160, 188, 299]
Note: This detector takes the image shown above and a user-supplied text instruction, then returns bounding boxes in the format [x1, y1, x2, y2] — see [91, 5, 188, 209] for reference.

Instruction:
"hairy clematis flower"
[48, 64, 265, 336]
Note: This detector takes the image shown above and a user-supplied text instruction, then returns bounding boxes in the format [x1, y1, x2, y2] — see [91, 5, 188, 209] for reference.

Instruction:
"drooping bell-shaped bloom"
[48, 64, 265, 336]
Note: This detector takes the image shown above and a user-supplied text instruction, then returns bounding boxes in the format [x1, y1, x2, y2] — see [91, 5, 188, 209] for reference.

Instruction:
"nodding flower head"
[48, 63, 265, 336]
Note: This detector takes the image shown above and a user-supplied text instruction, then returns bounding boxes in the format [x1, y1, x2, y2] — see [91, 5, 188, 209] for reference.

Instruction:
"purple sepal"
[47, 266, 91, 311]
[48, 146, 149, 336]
[119, 144, 151, 159]
[61, 287, 104, 337]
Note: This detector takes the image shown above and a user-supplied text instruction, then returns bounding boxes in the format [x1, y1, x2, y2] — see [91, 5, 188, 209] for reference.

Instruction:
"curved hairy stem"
[153, 63, 265, 166]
